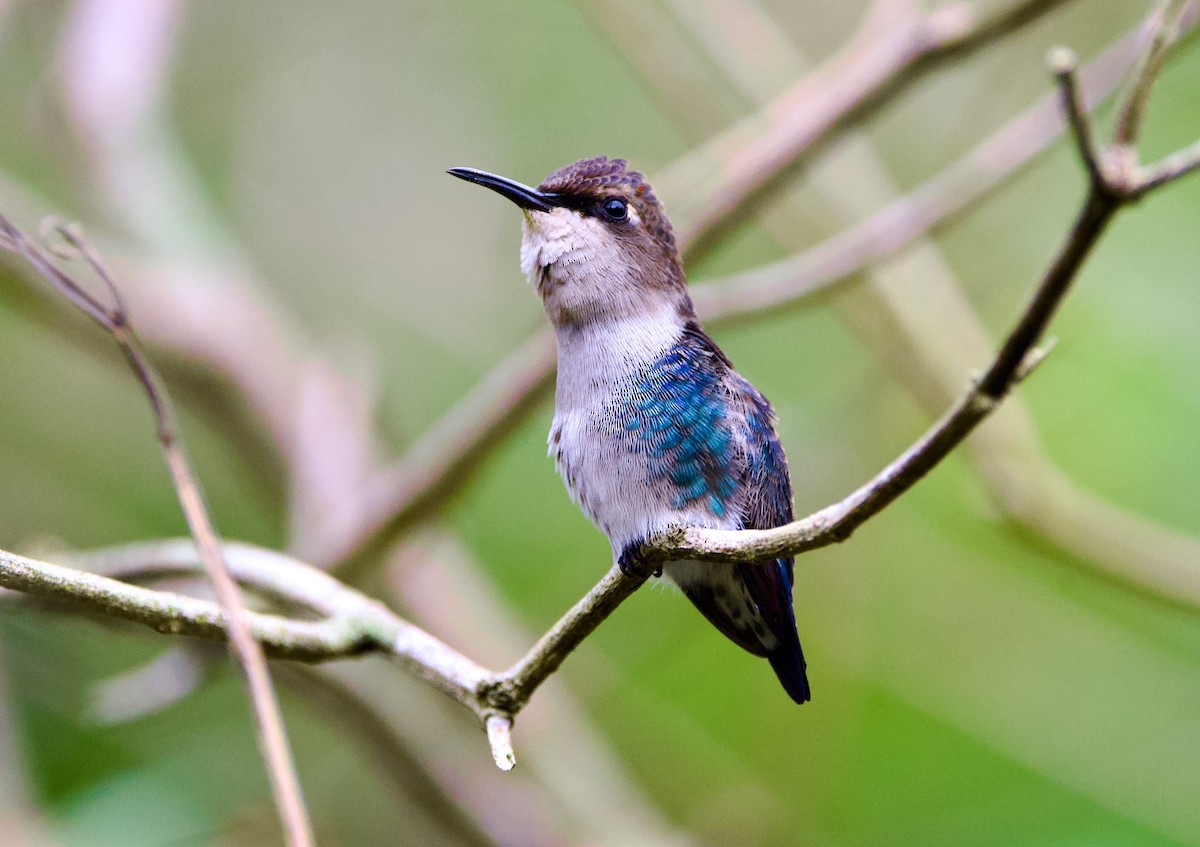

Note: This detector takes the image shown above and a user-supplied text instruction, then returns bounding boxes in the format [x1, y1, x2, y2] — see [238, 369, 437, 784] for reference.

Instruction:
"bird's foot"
[618, 541, 661, 579]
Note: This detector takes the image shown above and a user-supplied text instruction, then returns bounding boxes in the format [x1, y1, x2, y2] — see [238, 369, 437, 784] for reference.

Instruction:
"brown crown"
[538, 156, 678, 258]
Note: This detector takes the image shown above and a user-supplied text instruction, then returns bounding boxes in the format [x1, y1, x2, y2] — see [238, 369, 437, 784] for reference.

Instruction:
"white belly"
[549, 407, 735, 558]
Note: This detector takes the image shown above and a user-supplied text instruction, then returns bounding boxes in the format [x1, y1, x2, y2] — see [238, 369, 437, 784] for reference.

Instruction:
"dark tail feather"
[767, 631, 810, 704]
[740, 559, 811, 704]
[682, 559, 812, 703]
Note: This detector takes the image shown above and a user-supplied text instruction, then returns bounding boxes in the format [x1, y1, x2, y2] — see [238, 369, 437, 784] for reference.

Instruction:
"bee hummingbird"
[449, 156, 810, 703]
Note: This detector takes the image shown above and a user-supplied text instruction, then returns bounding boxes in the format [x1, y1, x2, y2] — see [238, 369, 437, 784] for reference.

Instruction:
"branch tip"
[485, 714, 516, 772]
[1045, 45, 1078, 76]
[1015, 339, 1057, 382]
[1050, 49, 1105, 189]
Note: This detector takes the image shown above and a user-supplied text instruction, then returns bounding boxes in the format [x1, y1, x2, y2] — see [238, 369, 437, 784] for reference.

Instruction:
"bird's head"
[449, 157, 691, 328]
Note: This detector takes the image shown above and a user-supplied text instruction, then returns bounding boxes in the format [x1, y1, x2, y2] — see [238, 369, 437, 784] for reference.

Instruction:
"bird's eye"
[601, 197, 628, 221]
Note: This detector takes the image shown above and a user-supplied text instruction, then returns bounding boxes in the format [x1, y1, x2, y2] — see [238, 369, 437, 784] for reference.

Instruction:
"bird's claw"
[618, 542, 661, 578]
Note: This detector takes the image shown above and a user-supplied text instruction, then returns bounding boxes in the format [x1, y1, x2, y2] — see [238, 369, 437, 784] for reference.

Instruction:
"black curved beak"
[447, 167, 562, 213]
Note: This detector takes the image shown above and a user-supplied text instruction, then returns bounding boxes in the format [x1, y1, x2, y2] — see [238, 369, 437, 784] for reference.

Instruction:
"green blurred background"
[0, 1, 1197, 845]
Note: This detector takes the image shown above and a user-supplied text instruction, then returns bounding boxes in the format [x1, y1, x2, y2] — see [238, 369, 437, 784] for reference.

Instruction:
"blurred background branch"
[669, 0, 1078, 255]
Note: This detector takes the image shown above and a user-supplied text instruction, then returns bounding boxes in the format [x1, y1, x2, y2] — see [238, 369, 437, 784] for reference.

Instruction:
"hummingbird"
[449, 156, 809, 704]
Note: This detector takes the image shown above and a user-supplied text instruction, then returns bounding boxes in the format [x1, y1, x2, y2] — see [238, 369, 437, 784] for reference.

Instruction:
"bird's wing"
[730, 374, 810, 702]
[646, 327, 811, 702]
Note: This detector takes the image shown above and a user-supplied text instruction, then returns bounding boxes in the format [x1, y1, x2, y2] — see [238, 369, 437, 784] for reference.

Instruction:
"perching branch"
[0, 219, 315, 846]
[463, 46, 1200, 740]
[478, 564, 647, 717]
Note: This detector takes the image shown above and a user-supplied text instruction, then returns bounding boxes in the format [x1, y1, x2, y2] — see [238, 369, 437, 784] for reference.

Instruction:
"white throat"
[552, 301, 685, 411]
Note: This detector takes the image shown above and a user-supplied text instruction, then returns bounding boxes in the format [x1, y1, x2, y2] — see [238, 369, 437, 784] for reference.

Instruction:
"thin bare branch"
[982, 193, 1115, 392]
[44, 220, 131, 321]
[1137, 136, 1200, 191]
[0, 219, 314, 847]
[480, 15, 1200, 724]
[0, 547, 374, 661]
[485, 715, 516, 772]
[74, 538, 391, 618]
[1048, 47, 1105, 188]
[1113, 0, 1191, 148]
[480, 565, 647, 715]
[326, 331, 557, 572]
[0, 218, 113, 326]
[60, 540, 492, 711]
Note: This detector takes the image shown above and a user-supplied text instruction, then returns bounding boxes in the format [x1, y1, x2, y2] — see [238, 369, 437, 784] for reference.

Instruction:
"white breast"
[548, 308, 738, 556]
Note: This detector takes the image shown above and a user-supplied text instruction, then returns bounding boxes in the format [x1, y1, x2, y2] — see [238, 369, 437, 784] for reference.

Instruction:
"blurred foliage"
[0, 1, 1197, 846]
